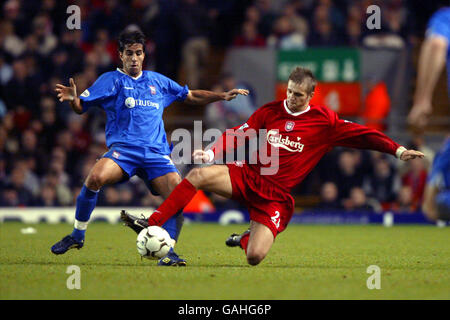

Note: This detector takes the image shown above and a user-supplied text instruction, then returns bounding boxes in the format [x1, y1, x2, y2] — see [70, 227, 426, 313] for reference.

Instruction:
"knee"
[85, 172, 105, 191]
[422, 203, 437, 222]
[428, 37, 448, 52]
[246, 251, 266, 266]
[186, 168, 205, 188]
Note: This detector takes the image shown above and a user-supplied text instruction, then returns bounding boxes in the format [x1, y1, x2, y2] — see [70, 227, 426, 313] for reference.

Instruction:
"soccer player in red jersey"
[121, 67, 424, 266]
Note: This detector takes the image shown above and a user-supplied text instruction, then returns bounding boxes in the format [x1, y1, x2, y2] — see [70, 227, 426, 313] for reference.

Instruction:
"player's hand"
[55, 78, 77, 102]
[400, 149, 425, 161]
[223, 89, 249, 101]
[193, 149, 213, 163]
[407, 102, 432, 128]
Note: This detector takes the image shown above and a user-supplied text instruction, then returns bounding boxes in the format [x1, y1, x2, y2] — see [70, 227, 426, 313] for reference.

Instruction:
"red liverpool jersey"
[210, 100, 402, 193]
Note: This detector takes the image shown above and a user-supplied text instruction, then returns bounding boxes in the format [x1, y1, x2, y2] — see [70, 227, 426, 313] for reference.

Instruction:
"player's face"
[119, 43, 145, 77]
[286, 80, 314, 112]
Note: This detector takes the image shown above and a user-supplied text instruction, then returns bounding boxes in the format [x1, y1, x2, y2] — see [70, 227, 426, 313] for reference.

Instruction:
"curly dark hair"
[118, 29, 146, 52]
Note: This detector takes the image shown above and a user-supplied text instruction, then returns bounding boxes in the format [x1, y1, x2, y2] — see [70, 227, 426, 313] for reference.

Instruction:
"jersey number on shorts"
[271, 211, 280, 229]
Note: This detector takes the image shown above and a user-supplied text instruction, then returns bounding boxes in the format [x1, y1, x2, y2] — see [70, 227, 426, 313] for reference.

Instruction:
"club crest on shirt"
[112, 151, 120, 159]
[285, 121, 295, 131]
[149, 85, 156, 95]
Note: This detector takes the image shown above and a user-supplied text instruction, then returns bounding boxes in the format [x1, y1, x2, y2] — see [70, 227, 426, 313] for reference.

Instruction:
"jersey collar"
[284, 100, 310, 116]
[117, 68, 143, 80]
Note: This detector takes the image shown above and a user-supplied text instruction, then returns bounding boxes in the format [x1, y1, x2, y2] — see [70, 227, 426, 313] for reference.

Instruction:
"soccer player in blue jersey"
[407, 7, 450, 222]
[51, 29, 249, 265]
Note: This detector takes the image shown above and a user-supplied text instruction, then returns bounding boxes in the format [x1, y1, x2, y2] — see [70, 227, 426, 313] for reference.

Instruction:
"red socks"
[148, 179, 197, 226]
[240, 232, 250, 253]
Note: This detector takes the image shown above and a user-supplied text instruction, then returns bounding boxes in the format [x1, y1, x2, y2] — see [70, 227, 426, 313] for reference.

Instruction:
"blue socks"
[162, 210, 184, 241]
[69, 185, 185, 243]
[71, 185, 99, 241]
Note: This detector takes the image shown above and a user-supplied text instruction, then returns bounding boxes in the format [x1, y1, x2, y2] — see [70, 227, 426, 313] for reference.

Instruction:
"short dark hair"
[118, 29, 146, 52]
[288, 67, 317, 94]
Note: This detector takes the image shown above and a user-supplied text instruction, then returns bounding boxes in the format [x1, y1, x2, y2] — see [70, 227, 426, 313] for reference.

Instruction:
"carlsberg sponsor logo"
[267, 129, 304, 152]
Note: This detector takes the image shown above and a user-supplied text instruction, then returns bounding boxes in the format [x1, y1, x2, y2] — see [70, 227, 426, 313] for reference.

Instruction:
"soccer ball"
[136, 226, 174, 259]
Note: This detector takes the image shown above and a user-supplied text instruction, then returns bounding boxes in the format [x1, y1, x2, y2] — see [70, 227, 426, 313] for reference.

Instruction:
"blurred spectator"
[343, 2, 364, 47]
[67, 113, 91, 154]
[401, 157, 428, 208]
[233, 21, 266, 47]
[84, 30, 116, 75]
[0, 185, 20, 207]
[140, 192, 164, 208]
[5, 166, 35, 206]
[34, 183, 60, 206]
[283, 2, 309, 40]
[364, 155, 399, 208]
[3, 59, 37, 109]
[333, 150, 365, 200]
[117, 185, 136, 207]
[344, 17, 362, 47]
[0, 20, 26, 58]
[15, 157, 40, 198]
[99, 186, 121, 207]
[244, 5, 262, 29]
[175, 0, 212, 88]
[30, 14, 58, 56]
[89, 0, 126, 40]
[41, 170, 72, 206]
[39, 95, 63, 152]
[362, 0, 410, 49]
[205, 73, 256, 131]
[308, 4, 341, 47]
[13, 106, 32, 132]
[391, 185, 416, 213]
[0, 52, 13, 85]
[343, 187, 381, 213]
[317, 181, 342, 210]
[255, 0, 279, 38]
[267, 15, 306, 49]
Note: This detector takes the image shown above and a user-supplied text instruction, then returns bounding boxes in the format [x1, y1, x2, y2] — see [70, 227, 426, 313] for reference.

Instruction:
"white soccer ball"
[136, 226, 174, 260]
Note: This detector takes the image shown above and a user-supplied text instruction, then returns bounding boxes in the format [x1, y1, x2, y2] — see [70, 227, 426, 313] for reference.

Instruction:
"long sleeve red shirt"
[209, 100, 402, 193]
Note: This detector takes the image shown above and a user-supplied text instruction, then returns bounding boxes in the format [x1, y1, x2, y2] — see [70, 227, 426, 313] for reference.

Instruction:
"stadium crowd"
[0, 0, 444, 213]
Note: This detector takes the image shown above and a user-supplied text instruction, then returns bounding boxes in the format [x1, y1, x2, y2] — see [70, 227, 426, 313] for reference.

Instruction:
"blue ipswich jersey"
[79, 68, 189, 154]
[428, 139, 450, 190]
[426, 7, 450, 92]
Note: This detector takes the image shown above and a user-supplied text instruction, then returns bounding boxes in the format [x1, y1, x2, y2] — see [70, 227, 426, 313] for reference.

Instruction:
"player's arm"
[330, 114, 424, 161]
[184, 89, 249, 105]
[55, 78, 83, 114]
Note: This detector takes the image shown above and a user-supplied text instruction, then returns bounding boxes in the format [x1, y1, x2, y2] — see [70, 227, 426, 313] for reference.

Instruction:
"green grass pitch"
[0, 222, 449, 300]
